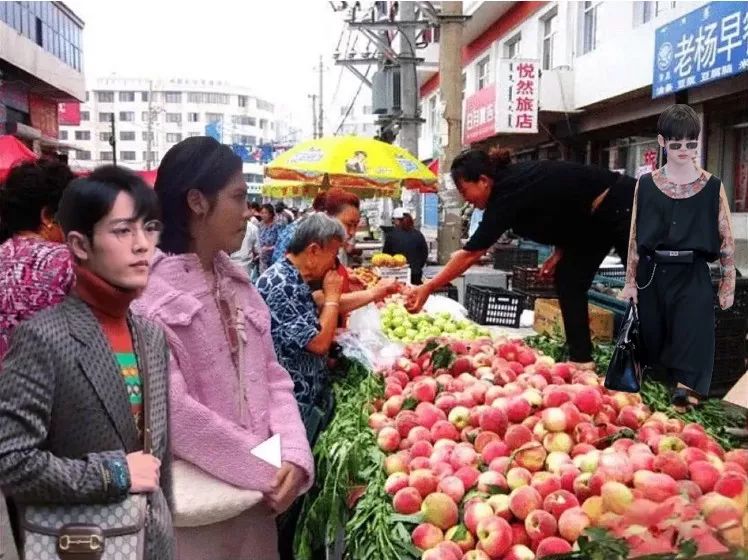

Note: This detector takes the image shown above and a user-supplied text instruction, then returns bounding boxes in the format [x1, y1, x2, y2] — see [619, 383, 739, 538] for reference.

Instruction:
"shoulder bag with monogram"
[19, 325, 153, 560]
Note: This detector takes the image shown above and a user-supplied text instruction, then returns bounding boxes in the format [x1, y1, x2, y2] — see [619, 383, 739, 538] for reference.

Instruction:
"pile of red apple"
[368, 337, 748, 560]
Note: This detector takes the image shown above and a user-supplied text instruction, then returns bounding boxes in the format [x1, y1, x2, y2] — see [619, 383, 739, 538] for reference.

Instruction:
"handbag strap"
[130, 319, 152, 455]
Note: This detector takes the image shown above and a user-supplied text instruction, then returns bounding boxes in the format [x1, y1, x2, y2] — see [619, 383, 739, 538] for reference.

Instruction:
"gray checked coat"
[0, 296, 174, 559]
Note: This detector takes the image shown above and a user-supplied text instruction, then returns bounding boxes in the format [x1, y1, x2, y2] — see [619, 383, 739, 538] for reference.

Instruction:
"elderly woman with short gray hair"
[256, 213, 347, 443]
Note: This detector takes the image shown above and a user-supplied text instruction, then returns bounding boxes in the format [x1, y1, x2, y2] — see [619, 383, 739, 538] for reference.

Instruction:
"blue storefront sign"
[653, 1, 748, 98]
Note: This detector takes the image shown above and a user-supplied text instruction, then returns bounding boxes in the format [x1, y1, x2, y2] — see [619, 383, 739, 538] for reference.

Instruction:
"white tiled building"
[60, 76, 289, 195]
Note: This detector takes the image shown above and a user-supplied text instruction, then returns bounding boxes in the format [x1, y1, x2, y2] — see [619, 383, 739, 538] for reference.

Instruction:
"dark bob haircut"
[450, 147, 511, 185]
[657, 104, 700, 140]
[155, 136, 242, 254]
[262, 203, 276, 217]
[57, 165, 159, 238]
[0, 159, 75, 242]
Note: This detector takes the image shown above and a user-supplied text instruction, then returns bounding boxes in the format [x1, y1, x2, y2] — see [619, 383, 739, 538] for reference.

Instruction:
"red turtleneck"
[74, 265, 143, 437]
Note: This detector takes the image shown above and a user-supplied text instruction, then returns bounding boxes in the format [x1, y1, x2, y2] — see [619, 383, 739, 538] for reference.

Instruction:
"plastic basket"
[465, 285, 523, 328]
[493, 246, 538, 271]
[431, 284, 459, 301]
[512, 266, 556, 296]
[588, 276, 627, 314]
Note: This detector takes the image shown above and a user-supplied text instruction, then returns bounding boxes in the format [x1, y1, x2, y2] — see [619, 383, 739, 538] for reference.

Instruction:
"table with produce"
[292, 282, 748, 560]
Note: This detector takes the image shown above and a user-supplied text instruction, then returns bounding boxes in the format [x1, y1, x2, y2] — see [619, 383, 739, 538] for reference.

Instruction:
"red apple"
[509, 486, 543, 520]
[476, 516, 513, 559]
[412, 522, 444, 550]
[422, 492, 459, 530]
[524, 509, 557, 542]
[393, 486, 422, 514]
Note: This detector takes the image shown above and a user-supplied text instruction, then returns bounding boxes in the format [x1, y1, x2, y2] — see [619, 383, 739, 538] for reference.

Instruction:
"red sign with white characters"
[58, 102, 81, 126]
[463, 84, 497, 145]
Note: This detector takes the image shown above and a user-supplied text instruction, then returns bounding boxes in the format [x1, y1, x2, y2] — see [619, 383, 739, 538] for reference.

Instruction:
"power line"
[335, 65, 372, 135]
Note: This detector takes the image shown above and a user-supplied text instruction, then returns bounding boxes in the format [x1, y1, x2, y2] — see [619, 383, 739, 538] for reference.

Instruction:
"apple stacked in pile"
[369, 338, 748, 560]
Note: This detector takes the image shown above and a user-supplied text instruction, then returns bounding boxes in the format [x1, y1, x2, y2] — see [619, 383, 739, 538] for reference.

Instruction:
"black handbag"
[604, 300, 643, 393]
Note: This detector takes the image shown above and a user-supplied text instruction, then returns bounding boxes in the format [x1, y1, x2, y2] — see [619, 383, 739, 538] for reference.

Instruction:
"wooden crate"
[533, 298, 614, 343]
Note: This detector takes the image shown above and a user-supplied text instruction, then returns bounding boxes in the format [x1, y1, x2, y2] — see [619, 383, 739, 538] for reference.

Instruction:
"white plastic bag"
[423, 294, 468, 322]
[345, 304, 404, 370]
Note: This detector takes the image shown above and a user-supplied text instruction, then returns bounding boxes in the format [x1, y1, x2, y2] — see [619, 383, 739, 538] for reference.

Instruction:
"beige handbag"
[170, 292, 263, 528]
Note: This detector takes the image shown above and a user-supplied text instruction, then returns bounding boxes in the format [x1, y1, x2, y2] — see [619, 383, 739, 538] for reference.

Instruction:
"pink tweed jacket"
[133, 251, 313, 495]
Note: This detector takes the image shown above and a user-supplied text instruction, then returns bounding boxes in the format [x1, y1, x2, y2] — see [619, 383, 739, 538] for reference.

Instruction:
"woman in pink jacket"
[134, 137, 313, 560]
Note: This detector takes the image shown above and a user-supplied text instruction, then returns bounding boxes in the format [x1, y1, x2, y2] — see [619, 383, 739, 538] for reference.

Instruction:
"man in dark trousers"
[384, 208, 429, 285]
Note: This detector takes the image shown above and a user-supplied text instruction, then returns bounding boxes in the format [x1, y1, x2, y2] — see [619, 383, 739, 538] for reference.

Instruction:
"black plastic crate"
[597, 265, 626, 281]
[431, 284, 459, 302]
[466, 285, 523, 328]
[493, 246, 538, 271]
[512, 266, 556, 296]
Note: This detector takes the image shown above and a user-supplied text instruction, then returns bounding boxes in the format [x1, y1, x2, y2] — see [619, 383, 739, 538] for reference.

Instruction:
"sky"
[65, 0, 367, 137]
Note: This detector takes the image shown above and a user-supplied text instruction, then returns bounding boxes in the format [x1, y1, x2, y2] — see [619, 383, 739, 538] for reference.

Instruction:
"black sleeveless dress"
[634, 172, 721, 396]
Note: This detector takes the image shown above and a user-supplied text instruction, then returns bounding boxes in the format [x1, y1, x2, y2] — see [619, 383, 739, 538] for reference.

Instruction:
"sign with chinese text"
[463, 84, 497, 144]
[496, 59, 539, 134]
[58, 102, 81, 126]
[653, 1, 748, 98]
[29, 94, 59, 138]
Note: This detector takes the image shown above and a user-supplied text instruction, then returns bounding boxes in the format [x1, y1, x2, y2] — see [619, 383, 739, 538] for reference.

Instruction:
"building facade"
[417, 0, 748, 268]
[0, 1, 85, 154]
[60, 76, 290, 197]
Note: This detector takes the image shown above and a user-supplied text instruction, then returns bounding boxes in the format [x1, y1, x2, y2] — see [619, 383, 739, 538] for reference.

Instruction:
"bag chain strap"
[636, 262, 657, 291]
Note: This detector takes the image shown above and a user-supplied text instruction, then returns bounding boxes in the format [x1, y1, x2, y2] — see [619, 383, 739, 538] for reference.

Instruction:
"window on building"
[118, 91, 135, 102]
[461, 73, 467, 101]
[119, 111, 135, 122]
[98, 112, 113, 123]
[257, 99, 274, 112]
[80, 111, 90, 121]
[76, 150, 91, 160]
[165, 113, 182, 123]
[232, 115, 254, 126]
[166, 133, 182, 143]
[429, 96, 438, 133]
[142, 151, 158, 162]
[205, 112, 223, 123]
[59, 130, 68, 140]
[187, 132, 201, 138]
[99, 132, 112, 142]
[164, 92, 182, 103]
[85, 92, 90, 102]
[505, 34, 521, 59]
[188, 112, 200, 122]
[541, 9, 558, 70]
[582, 1, 601, 54]
[259, 119, 269, 129]
[100, 151, 113, 161]
[120, 131, 135, 141]
[120, 151, 136, 161]
[74, 130, 90, 141]
[655, 1, 676, 16]
[476, 56, 491, 90]
[238, 95, 248, 107]
[142, 131, 154, 141]
[141, 91, 149, 102]
[187, 92, 230, 104]
[95, 91, 114, 103]
[633, 1, 654, 25]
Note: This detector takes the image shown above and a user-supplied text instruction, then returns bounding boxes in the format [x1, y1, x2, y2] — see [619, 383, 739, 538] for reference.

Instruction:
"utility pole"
[318, 55, 324, 138]
[145, 79, 154, 170]
[398, 0, 420, 224]
[109, 113, 117, 167]
[437, 1, 464, 263]
[308, 94, 318, 139]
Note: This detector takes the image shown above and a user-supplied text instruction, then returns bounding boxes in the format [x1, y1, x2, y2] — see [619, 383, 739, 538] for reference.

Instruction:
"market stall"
[0, 135, 37, 182]
[293, 294, 748, 560]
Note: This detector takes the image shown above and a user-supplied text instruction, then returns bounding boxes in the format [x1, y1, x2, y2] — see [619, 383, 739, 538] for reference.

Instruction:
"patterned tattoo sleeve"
[718, 183, 736, 309]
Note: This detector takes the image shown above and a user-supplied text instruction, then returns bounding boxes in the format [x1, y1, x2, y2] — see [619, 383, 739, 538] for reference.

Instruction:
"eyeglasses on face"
[667, 141, 698, 151]
[110, 220, 163, 242]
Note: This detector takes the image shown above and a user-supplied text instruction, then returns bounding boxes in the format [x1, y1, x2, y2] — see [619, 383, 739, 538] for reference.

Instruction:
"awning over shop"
[0, 135, 38, 182]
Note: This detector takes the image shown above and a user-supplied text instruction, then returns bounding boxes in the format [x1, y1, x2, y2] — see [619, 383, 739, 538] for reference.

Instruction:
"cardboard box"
[533, 298, 614, 343]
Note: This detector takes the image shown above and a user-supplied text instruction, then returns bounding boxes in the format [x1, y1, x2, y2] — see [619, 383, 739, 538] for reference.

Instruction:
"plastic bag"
[345, 304, 404, 370]
[423, 294, 468, 322]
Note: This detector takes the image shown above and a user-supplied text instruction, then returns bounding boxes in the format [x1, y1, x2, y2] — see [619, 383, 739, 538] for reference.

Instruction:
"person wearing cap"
[384, 208, 429, 285]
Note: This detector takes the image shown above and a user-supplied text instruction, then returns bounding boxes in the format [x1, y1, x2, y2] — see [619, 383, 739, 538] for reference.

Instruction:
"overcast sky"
[66, 0, 366, 136]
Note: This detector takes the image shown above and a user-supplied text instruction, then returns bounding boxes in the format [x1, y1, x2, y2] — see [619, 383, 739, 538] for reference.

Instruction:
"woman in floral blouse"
[258, 203, 282, 273]
[621, 104, 735, 410]
[0, 160, 76, 361]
